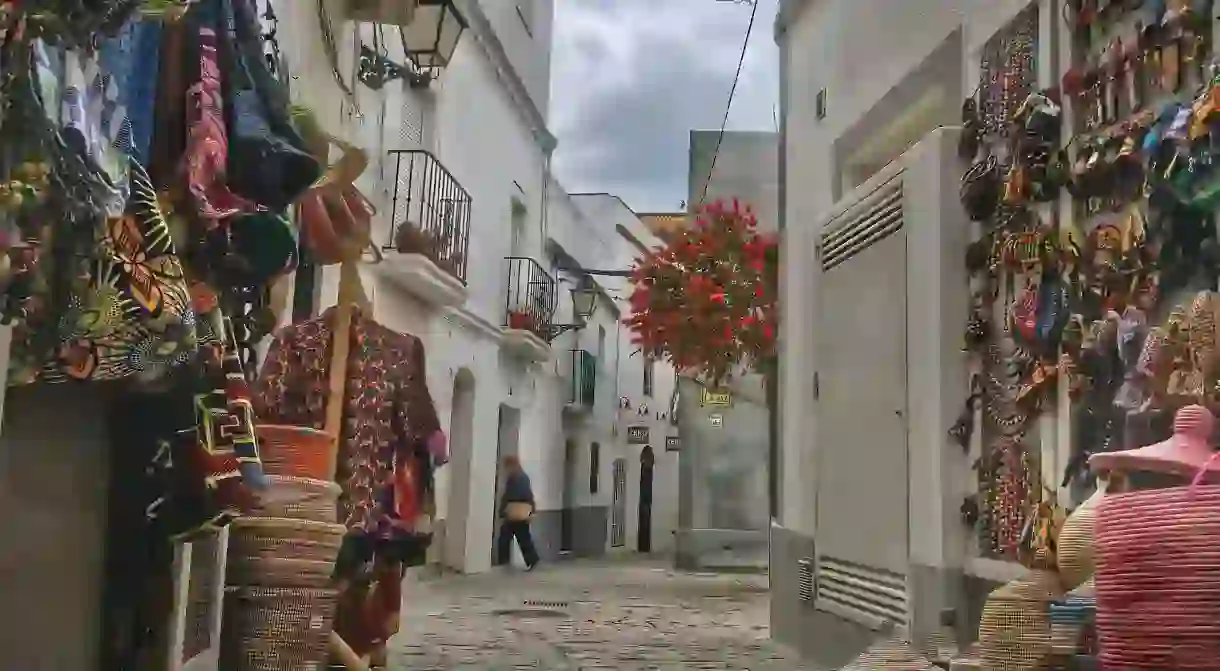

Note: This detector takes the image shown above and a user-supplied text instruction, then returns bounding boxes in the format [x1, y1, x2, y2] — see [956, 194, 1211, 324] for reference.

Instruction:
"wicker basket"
[1057, 489, 1104, 590]
[840, 637, 938, 670]
[1095, 484, 1220, 669]
[228, 517, 346, 564]
[977, 569, 1064, 671]
[226, 557, 336, 588]
[249, 476, 340, 524]
[255, 425, 335, 481]
[1049, 579, 1096, 655]
[219, 587, 338, 671]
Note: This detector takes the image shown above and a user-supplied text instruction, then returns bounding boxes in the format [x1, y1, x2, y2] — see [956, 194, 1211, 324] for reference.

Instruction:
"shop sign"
[709, 413, 724, 428]
[665, 436, 681, 452]
[627, 425, 650, 444]
[700, 388, 732, 407]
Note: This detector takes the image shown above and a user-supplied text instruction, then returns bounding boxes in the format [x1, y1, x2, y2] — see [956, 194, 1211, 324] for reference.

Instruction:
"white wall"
[279, 0, 560, 574]
[778, 0, 1055, 533]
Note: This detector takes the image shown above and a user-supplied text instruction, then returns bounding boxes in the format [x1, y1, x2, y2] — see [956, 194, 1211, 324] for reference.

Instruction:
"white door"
[814, 179, 910, 629]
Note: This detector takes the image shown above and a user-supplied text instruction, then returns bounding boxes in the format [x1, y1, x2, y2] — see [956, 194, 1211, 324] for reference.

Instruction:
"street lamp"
[570, 275, 598, 320]
[401, 0, 468, 70]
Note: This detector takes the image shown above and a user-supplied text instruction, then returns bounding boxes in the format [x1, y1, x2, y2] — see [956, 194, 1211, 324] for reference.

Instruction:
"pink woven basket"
[1095, 484, 1220, 669]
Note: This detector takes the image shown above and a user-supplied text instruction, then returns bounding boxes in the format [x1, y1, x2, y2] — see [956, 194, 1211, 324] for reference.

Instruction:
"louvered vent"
[797, 558, 815, 603]
[816, 555, 908, 628]
[819, 175, 903, 271]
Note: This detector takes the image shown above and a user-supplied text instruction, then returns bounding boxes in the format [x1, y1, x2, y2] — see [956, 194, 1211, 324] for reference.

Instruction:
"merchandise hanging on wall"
[958, 1, 1220, 667]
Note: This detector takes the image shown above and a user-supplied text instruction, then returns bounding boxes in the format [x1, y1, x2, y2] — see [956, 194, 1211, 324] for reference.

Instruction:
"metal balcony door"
[814, 178, 910, 629]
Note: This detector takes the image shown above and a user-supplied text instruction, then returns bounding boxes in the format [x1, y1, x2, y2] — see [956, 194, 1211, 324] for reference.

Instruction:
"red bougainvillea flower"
[623, 198, 777, 384]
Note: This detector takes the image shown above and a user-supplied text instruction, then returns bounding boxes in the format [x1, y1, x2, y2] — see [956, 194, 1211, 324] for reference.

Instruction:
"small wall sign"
[700, 388, 732, 407]
[627, 425, 650, 444]
[709, 413, 724, 428]
[665, 436, 681, 452]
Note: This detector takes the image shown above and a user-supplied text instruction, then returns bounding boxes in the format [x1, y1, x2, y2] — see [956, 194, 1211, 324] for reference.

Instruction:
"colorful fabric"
[181, 23, 260, 224]
[253, 309, 444, 535]
[9, 159, 205, 385]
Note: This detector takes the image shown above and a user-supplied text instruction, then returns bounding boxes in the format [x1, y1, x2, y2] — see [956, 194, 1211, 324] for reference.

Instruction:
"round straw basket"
[219, 586, 337, 671]
[1057, 489, 1103, 590]
[1049, 579, 1096, 655]
[1095, 485, 1220, 669]
[255, 425, 335, 481]
[226, 557, 335, 589]
[840, 637, 938, 670]
[978, 569, 1064, 671]
[228, 517, 346, 564]
[250, 476, 340, 524]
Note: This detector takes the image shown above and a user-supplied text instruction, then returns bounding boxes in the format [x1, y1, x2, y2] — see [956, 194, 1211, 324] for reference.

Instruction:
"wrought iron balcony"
[503, 257, 557, 342]
[568, 349, 597, 409]
[385, 149, 472, 284]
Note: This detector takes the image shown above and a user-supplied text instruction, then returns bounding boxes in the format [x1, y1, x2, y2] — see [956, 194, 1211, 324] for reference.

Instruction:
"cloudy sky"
[549, 0, 779, 213]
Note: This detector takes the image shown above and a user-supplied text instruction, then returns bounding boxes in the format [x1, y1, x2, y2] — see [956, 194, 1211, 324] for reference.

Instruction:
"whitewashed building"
[772, 0, 1064, 667]
[277, 0, 677, 574]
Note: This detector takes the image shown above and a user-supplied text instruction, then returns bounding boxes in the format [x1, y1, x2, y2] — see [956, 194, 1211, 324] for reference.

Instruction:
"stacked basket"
[220, 425, 347, 671]
[1094, 483, 1220, 669]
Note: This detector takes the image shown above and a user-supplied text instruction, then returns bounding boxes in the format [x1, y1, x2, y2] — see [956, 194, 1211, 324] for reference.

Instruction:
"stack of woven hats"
[219, 425, 347, 670]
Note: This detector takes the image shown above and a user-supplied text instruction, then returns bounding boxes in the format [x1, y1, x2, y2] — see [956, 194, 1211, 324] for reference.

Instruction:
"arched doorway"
[443, 369, 475, 571]
[638, 446, 655, 553]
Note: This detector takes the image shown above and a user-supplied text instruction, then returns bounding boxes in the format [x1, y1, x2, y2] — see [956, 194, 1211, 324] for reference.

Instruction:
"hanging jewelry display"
[959, 5, 1056, 562]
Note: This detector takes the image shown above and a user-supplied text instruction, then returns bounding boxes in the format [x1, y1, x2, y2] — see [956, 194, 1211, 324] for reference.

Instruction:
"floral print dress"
[253, 309, 447, 535]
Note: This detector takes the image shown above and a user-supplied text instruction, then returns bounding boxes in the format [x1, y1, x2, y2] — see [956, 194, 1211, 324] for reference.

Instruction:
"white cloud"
[549, 0, 779, 212]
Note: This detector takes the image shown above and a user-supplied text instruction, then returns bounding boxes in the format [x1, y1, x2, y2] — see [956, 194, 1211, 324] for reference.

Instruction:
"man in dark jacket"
[497, 455, 540, 570]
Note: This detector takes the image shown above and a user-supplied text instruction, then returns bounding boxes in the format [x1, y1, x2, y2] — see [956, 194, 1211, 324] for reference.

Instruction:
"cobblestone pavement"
[389, 558, 819, 670]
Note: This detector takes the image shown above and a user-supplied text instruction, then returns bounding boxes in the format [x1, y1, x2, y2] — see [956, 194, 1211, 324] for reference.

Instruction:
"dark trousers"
[496, 520, 539, 567]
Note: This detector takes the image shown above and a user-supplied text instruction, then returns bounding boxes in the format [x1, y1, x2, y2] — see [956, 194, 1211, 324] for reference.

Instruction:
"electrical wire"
[698, 0, 759, 206]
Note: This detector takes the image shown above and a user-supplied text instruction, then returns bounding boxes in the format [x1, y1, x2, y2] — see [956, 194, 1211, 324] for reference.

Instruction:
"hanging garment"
[9, 158, 207, 384]
[180, 9, 261, 223]
[253, 308, 446, 536]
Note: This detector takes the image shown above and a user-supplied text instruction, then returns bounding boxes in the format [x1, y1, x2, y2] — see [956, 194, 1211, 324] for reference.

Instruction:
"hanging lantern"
[345, 0, 418, 26]
[400, 0, 467, 70]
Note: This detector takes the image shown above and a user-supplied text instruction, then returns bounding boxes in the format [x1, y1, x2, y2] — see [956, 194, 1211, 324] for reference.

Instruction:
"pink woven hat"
[1089, 404, 1220, 481]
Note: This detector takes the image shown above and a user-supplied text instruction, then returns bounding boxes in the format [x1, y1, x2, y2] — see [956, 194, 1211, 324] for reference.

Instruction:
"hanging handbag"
[216, 0, 320, 210]
[960, 156, 1001, 222]
[505, 502, 533, 522]
[293, 107, 379, 265]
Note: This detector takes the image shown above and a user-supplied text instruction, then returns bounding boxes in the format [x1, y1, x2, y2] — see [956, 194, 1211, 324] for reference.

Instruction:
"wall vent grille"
[815, 555, 908, 628]
[797, 558, 815, 603]
[820, 175, 903, 271]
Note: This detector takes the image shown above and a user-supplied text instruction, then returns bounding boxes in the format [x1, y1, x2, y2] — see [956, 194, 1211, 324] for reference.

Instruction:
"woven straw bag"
[219, 586, 338, 671]
[249, 475, 340, 524]
[227, 517, 346, 564]
[839, 636, 938, 670]
[255, 425, 335, 481]
[977, 568, 1064, 670]
[1095, 482, 1220, 669]
[1057, 488, 1104, 590]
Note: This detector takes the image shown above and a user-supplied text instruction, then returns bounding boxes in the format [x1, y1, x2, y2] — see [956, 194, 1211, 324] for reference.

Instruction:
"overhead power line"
[698, 0, 759, 206]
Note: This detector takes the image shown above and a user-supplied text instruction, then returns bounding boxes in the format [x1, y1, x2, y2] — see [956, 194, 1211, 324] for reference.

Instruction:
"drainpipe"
[769, 8, 791, 524]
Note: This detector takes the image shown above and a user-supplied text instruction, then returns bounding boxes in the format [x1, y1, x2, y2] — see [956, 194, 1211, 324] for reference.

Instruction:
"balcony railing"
[385, 149, 472, 283]
[503, 257, 557, 340]
[569, 349, 597, 408]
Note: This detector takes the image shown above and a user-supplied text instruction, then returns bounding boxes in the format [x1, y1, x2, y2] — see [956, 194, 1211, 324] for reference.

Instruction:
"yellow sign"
[700, 388, 732, 407]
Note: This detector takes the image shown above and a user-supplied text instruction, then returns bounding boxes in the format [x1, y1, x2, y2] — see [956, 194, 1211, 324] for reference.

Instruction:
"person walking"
[497, 455, 540, 570]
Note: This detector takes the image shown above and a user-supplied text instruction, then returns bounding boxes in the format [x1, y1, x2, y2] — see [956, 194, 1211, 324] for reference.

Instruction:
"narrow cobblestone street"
[390, 559, 818, 670]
